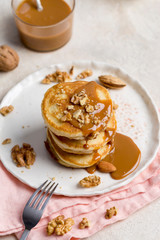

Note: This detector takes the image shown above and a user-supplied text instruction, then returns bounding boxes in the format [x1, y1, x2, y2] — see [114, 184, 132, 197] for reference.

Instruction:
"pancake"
[41, 81, 113, 140]
[47, 130, 112, 168]
[48, 112, 117, 154]
[49, 129, 114, 154]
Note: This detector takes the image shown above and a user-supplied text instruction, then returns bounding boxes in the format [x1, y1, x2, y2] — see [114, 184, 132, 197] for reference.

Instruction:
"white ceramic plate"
[0, 61, 159, 196]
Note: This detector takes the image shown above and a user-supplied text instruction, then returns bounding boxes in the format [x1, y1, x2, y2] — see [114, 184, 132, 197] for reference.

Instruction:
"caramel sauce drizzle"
[106, 133, 141, 180]
[64, 81, 112, 137]
[86, 133, 141, 180]
[83, 129, 115, 149]
[86, 164, 97, 174]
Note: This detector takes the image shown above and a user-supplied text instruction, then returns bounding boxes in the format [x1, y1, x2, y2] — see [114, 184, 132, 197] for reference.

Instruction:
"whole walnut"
[0, 45, 19, 72]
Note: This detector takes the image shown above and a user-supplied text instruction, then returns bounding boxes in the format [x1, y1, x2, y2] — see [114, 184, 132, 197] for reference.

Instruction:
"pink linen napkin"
[0, 148, 160, 240]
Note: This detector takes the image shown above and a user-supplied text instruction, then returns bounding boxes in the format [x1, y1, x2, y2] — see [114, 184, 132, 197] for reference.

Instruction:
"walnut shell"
[0, 45, 19, 72]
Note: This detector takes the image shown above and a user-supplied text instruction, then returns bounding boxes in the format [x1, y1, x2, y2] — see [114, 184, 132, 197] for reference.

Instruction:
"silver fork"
[20, 180, 58, 240]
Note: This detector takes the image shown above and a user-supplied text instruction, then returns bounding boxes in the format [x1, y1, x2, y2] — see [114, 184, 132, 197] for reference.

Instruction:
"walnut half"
[11, 143, 36, 168]
[79, 175, 101, 188]
[47, 215, 74, 236]
[0, 45, 19, 72]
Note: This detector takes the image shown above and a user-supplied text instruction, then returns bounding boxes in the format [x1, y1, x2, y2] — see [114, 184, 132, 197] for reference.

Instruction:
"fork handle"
[20, 229, 30, 240]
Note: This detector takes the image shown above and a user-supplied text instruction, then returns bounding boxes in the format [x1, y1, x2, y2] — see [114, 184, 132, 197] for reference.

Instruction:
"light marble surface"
[0, 0, 160, 239]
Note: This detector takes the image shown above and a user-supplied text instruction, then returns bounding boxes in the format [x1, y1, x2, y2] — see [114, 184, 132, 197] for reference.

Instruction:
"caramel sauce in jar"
[12, 0, 74, 51]
[16, 0, 71, 26]
[104, 133, 141, 180]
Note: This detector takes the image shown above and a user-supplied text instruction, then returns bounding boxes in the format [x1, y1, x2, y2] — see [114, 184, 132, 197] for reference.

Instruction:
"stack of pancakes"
[41, 81, 117, 168]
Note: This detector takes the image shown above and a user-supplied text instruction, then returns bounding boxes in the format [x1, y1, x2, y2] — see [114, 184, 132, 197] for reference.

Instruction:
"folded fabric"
[0, 149, 159, 240]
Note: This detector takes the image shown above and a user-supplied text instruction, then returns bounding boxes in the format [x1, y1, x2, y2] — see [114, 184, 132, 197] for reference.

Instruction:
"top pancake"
[41, 81, 113, 140]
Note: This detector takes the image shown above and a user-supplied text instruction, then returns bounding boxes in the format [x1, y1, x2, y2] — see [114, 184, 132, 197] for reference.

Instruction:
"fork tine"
[35, 182, 56, 209]
[41, 183, 59, 211]
[31, 181, 51, 208]
[26, 180, 48, 206]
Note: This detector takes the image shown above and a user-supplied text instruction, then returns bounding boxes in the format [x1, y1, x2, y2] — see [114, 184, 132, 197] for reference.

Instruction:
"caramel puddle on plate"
[86, 164, 97, 174]
[86, 133, 141, 180]
[104, 133, 141, 180]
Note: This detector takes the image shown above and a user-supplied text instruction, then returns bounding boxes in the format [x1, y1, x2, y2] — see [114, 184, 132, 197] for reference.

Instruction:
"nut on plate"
[97, 161, 116, 173]
[0, 105, 14, 116]
[0, 45, 19, 72]
[2, 138, 11, 145]
[79, 175, 101, 188]
[76, 69, 93, 80]
[99, 75, 126, 89]
[11, 143, 36, 168]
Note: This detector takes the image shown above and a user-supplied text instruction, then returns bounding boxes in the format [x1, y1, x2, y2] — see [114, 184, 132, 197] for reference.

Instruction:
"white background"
[0, 0, 160, 239]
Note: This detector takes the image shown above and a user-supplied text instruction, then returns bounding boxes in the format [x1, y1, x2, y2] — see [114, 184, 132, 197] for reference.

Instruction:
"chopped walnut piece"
[70, 94, 80, 105]
[79, 95, 89, 106]
[55, 215, 65, 225]
[61, 88, 65, 94]
[56, 102, 61, 106]
[67, 105, 74, 110]
[61, 111, 72, 122]
[41, 74, 56, 84]
[47, 219, 57, 235]
[23, 143, 31, 149]
[65, 218, 74, 227]
[69, 66, 74, 75]
[93, 117, 100, 125]
[79, 218, 90, 229]
[70, 90, 89, 106]
[11, 143, 36, 168]
[25, 150, 36, 165]
[105, 207, 118, 219]
[41, 70, 71, 84]
[41, 77, 51, 84]
[2, 138, 11, 145]
[16, 153, 26, 167]
[47, 215, 74, 236]
[76, 69, 93, 80]
[12, 145, 20, 152]
[72, 109, 85, 124]
[63, 110, 69, 115]
[85, 114, 90, 124]
[78, 90, 86, 96]
[73, 109, 82, 120]
[85, 104, 94, 113]
[54, 225, 65, 236]
[55, 70, 71, 83]
[79, 175, 101, 188]
[0, 105, 14, 116]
